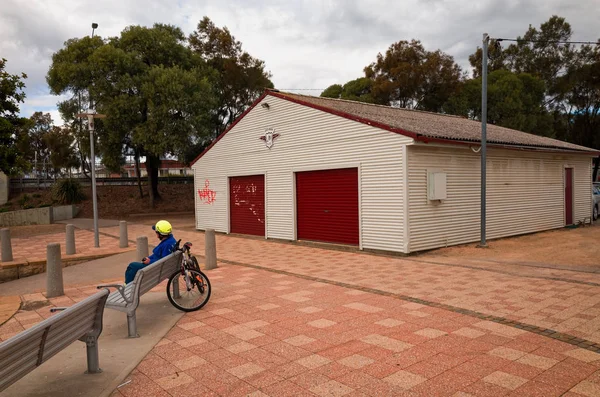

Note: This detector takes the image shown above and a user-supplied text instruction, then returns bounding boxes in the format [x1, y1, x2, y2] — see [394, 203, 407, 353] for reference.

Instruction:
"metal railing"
[10, 176, 194, 190]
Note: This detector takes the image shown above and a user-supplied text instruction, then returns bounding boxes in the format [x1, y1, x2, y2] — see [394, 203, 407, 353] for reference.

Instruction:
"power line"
[277, 88, 325, 91]
[495, 38, 599, 45]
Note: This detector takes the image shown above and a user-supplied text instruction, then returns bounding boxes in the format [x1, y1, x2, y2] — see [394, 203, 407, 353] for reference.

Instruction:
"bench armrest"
[50, 307, 67, 312]
[97, 284, 130, 302]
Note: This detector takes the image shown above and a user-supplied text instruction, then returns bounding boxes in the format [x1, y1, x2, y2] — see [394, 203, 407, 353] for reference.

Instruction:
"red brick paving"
[5, 223, 600, 396]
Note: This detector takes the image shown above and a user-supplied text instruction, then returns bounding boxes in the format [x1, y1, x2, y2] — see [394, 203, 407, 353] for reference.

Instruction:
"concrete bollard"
[1, 228, 13, 262]
[205, 229, 217, 270]
[119, 221, 128, 248]
[66, 224, 76, 255]
[136, 236, 149, 261]
[46, 243, 64, 298]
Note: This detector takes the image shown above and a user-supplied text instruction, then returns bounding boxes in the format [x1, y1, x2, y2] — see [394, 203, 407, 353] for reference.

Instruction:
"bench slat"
[43, 306, 97, 337]
[0, 329, 45, 362]
[139, 254, 180, 296]
[1, 363, 38, 392]
[1, 350, 41, 383]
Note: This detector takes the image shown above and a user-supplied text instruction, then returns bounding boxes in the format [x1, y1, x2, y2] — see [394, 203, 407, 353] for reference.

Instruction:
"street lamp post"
[76, 22, 104, 248]
[77, 109, 105, 247]
[479, 33, 490, 248]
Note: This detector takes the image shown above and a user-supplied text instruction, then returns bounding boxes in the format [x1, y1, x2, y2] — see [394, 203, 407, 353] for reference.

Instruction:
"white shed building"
[191, 90, 596, 254]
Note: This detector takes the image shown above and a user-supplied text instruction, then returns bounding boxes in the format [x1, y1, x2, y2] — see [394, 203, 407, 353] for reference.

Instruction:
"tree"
[468, 39, 506, 79]
[502, 16, 576, 108]
[364, 40, 463, 112]
[47, 24, 217, 207]
[558, 44, 600, 179]
[44, 126, 80, 176]
[444, 70, 548, 134]
[189, 17, 274, 138]
[0, 58, 29, 175]
[321, 84, 343, 99]
[27, 112, 53, 175]
[58, 93, 92, 179]
[321, 78, 375, 103]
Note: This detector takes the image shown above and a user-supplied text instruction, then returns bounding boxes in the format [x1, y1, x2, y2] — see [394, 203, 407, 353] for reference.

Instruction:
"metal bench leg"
[173, 276, 181, 299]
[127, 312, 139, 338]
[84, 336, 102, 374]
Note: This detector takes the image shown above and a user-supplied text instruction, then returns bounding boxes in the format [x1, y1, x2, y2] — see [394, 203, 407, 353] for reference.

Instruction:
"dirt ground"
[5, 184, 195, 219]
[7, 224, 67, 239]
[419, 223, 600, 267]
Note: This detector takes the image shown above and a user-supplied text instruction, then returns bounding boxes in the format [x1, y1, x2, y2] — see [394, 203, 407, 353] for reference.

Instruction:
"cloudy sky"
[1, 0, 598, 125]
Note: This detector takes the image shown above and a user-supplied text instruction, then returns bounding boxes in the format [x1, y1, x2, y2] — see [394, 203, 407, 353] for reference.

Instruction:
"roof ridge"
[276, 90, 467, 120]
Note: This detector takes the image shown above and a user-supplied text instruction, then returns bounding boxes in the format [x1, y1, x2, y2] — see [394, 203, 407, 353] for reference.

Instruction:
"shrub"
[52, 179, 86, 204]
[33, 193, 42, 198]
[18, 194, 30, 209]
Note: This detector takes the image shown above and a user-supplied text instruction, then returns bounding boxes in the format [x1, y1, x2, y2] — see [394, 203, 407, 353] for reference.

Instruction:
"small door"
[229, 175, 265, 236]
[565, 168, 573, 225]
[296, 168, 359, 245]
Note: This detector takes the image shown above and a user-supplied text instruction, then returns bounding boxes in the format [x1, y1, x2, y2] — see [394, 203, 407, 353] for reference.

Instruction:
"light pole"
[479, 33, 490, 248]
[76, 22, 104, 248]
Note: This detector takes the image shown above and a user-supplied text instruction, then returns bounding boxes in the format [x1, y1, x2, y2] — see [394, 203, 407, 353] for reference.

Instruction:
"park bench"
[97, 251, 182, 338]
[0, 289, 109, 392]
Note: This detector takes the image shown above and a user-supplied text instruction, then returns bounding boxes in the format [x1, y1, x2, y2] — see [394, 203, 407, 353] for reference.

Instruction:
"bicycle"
[166, 240, 212, 312]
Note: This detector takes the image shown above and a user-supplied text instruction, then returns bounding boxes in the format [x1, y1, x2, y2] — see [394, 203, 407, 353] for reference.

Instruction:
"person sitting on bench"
[125, 220, 177, 284]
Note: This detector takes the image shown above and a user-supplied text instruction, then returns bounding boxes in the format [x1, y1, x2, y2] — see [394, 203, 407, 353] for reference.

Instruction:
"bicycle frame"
[172, 241, 196, 298]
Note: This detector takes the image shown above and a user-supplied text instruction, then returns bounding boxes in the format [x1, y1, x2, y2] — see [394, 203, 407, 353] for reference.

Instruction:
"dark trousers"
[125, 261, 147, 284]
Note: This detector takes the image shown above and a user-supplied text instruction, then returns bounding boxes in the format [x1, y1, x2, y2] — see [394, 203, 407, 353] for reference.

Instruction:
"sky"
[1, 0, 598, 126]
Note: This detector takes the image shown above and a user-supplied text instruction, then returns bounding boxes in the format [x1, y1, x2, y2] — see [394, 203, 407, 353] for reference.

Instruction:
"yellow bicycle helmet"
[152, 220, 172, 236]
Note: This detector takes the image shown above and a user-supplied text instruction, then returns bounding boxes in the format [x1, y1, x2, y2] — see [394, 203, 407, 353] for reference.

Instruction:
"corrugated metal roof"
[273, 91, 596, 153]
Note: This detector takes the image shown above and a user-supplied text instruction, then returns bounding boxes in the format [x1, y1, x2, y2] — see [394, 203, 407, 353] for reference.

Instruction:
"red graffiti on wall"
[198, 180, 216, 204]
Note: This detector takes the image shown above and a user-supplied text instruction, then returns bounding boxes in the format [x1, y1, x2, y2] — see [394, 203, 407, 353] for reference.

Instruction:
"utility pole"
[479, 33, 489, 248]
[76, 22, 105, 248]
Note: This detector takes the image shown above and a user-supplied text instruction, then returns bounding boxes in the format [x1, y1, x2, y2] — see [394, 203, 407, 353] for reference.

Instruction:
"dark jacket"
[148, 234, 177, 264]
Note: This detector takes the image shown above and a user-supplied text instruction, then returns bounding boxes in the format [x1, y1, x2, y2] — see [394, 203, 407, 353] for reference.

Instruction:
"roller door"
[230, 175, 265, 236]
[296, 168, 359, 245]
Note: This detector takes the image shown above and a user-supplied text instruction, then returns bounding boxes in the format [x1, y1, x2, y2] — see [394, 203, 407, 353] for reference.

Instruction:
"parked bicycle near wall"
[166, 240, 211, 312]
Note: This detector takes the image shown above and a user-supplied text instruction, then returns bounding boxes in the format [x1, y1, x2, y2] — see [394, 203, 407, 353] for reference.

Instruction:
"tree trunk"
[134, 149, 144, 199]
[145, 154, 161, 208]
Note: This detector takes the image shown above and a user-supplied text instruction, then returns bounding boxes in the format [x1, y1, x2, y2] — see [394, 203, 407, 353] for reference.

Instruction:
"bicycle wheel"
[166, 269, 211, 312]
[191, 256, 201, 272]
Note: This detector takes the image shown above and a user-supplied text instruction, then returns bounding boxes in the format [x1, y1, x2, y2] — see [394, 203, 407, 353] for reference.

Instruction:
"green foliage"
[463, 15, 600, 154]
[444, 70, 548, 134]
[47, 23, 218, 205]
[189, 17, 274, 138]
[52, 179, 86, 204]
[17, 194, 30, 209]
[0, 58, 30, 176]
[321, 84, 343, 99]
[365, 40, 463, 111]
[321, 78, 375, 103]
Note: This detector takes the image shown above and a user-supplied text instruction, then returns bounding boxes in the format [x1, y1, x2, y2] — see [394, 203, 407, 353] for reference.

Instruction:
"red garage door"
[230, 175, 265, 236]
[296, 168, 359, 245]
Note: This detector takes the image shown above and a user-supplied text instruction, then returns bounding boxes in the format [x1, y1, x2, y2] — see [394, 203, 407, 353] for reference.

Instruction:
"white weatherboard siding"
[407, 144, 593, 252]
[193, 96, 413, 253]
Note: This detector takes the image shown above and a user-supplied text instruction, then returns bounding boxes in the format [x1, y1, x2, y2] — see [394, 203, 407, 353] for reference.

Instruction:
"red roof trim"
[190, 92, 269, 166]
